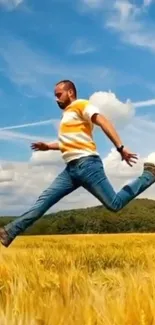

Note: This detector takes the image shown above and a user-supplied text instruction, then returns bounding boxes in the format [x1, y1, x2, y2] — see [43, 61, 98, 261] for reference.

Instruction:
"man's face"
[54, 83, 71, 110]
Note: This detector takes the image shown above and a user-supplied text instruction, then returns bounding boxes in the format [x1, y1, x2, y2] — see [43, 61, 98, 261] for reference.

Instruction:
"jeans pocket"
[78, 155, 101, 170]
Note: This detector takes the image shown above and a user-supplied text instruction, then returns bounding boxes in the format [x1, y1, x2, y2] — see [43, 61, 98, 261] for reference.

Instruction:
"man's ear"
[68, 89, 73, 96]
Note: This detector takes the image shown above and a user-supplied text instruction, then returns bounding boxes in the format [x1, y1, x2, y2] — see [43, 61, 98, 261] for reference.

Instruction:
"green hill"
[1, 198, 155, 235]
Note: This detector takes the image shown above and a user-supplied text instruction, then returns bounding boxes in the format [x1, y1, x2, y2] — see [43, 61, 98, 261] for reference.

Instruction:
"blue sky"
[0, 0, 155, 160]
[1, 0, 155, 215]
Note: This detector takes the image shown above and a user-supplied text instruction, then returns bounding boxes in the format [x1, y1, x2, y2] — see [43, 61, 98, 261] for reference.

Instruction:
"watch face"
[117, 145, 123, 152]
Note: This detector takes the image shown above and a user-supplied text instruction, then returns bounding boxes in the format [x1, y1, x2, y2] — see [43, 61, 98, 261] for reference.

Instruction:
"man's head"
[54, 80, 77, 110]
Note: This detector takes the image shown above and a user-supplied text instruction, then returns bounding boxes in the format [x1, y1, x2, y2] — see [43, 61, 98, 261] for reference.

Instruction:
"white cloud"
[1, 146, 155, 216]
[0, 0, 23, 10]
[89, 91, 135, 127]
[69, 38, 96, 55]
[0, 167, 14, 183]
[0, 152, 94, 215]
[30, 150, 63, 166]
[145, 152, 155, 163]
[103, 148, 143, 179]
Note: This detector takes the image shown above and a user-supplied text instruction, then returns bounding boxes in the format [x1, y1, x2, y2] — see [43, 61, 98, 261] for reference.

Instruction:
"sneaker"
[144, 162, 155, 176]
[0, 227, 13, 247]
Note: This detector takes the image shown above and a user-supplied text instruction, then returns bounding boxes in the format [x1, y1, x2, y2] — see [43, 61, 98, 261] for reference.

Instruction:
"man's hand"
[31, 142, 49, 151]
[120, 148, 138, 167]
[31, 141, 59, 151]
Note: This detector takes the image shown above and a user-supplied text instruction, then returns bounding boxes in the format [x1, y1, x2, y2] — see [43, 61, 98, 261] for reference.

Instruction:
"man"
[0, 80, 155, 247]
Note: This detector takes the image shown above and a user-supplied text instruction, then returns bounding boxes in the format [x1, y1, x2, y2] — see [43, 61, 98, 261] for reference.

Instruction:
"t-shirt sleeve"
[82, 103, 100, 121]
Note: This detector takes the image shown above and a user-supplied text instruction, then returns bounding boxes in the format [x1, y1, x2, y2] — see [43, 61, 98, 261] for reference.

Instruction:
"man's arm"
[82, 103, 138, 166]
[47, 142, 59, 150]
[92, 113, 123, 149]
[82, 103, 123, 149]
[31, 141, 60, 151]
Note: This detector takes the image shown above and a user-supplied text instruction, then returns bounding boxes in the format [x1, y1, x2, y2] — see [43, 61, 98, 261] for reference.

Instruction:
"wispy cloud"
[80, 0, 105, 9]
[0, 119, 59, 131]
[0, 36, 55, 98]
[106, 0, 155, 53]
[0, 0, 23, 10]
[69, 38, 96, 55]
[122, 115, 155, 158]
[0, 130, 53, 143]
[0, 34, 114, 98]
[143, 0, 153, 7]
[1, 33, 149, 100]
[81, 0, 155, 54]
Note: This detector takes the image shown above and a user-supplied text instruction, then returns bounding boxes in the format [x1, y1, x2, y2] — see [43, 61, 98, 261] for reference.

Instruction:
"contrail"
[0, 119, 56, 131]
[133, 99, 155, 108]
[0, 98, 155, 131]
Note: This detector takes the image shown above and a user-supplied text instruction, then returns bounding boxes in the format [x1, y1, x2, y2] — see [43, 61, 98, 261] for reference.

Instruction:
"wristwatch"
[117, 145, 124, 153]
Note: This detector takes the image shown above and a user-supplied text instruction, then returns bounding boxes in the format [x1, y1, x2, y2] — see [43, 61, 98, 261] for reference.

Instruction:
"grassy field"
[1, 234, 155, 324]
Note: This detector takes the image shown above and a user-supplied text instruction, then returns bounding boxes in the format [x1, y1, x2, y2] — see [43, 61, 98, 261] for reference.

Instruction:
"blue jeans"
[4, 155, 155, 239]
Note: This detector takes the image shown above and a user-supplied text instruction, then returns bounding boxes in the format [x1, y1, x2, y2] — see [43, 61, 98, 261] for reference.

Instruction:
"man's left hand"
[120, 148, 138, 167]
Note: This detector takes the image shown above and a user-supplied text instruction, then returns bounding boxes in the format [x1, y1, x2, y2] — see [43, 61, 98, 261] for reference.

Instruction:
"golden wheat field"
[1, 234, 155, 324]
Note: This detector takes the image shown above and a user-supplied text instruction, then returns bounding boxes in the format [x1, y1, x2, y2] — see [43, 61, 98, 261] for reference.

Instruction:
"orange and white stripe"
[58, 99, 100, 163]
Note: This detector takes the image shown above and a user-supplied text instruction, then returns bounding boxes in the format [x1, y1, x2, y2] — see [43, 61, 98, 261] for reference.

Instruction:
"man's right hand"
[31, 142, 50, 151]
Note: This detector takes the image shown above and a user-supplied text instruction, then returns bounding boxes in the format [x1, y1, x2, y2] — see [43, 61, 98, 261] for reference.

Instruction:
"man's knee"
[104, 200, 122, 213]
[107, 205, 120, 213]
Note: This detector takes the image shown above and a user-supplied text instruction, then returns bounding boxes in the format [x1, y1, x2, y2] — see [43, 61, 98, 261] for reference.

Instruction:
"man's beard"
[57, 102, 66, 109]
[57, 99, 70, 109]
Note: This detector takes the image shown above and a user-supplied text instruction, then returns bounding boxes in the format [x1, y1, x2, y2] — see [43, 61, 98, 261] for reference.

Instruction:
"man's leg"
[0, 168, 79, 247]
[77, 156, 155, 212]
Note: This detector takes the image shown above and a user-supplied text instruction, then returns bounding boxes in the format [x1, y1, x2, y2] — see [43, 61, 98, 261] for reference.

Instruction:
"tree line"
[1, 198, 155, 235]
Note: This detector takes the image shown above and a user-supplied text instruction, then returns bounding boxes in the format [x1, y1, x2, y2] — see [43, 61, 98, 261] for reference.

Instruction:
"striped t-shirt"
[58, 99, 100, 163]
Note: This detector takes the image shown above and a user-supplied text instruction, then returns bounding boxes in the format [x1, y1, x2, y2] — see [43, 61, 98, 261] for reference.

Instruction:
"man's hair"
[56, 79, 77, 97]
